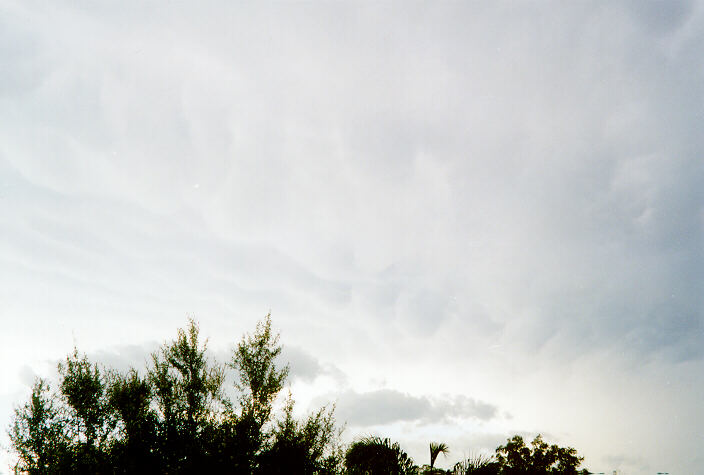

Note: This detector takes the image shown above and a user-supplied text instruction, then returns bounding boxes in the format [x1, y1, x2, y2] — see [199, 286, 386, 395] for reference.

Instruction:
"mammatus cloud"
[1, 0, 703, 362]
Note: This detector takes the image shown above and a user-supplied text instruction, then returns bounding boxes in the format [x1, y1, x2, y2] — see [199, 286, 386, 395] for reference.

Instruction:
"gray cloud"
[624, 0, 695, 34]
[89, 343, 161, 375]
[281, 345, 324, 383]
[280, 345, 346, 386]
[17, 365, 39, 388]
[332, 389, 498, 427]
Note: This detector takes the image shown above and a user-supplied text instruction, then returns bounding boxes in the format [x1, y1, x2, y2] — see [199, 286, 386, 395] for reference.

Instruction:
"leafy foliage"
[9, 380, 68, 474]
[107, 369, 159, 472]
[258, 393, 342, 474]
[8, 315, 591, 475]
[8, 315, 341, 474]
[345, 436, 418, 475]
[451, 453, 499, 475]
[59, 349, 113, 445]
[230, 313, 288, 428]
[494, 435, 589, 474]
[430, 442, 450, 469]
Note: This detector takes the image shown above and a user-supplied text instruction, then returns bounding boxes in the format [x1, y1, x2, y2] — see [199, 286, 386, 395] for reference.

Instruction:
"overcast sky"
[1, 1, 703, 473]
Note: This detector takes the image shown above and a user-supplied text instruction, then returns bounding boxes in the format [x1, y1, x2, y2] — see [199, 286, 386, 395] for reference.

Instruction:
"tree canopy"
[9, 314, 341, 474]
[8, 315, 590, 474]
[494, 435, 589, 475]
[345, 436, 417, 475]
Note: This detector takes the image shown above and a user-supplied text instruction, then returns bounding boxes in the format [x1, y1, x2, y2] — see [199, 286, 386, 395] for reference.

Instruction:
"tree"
[257, 393, 343, 474]
[148, 318, 225, 472]
[58, 348, 114, 472]
[430, 442, 450, 469]
[230, 313, 289, 427]
[345, 436, 418, 475]
[451, 453, 499, 475]
[9, 380, 68, 474]
[59, 349, 110, 445]
[149, 318, 224, 430]
[223, 312, 290, 472]
[8, 313, 342, 474]
[8, 315, 595, 475]
[107, 369, 158, 472]
[494, 435, 589, 474]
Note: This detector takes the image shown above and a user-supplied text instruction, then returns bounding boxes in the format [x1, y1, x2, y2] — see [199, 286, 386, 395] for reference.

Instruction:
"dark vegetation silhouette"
[8, 315, 589, 474]
[493, 435, 589, 475]
[345, 436, 417, 475]
[425, 441, 450, 473]
[450, 453, 498, 475]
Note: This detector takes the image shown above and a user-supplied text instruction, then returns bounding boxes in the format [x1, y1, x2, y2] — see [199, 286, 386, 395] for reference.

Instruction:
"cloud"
[17, 365, 38, 388]
[331, 389, 498, 427]
[2, 0, 702, 365]
[281, 345, 347, 384]
[281, 345, 324, 383]
[623, 0, 695, 34]
[89, 343, 161, 375]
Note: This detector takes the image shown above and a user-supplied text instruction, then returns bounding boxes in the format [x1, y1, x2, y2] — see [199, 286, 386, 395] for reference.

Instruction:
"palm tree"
[429, 442, 449, 469]
[451, 453, 498, 475]
[346, 436, 418, 474]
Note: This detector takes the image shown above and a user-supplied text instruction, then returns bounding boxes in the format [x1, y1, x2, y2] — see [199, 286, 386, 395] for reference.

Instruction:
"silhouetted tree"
[8, 313, 342, 474]
[494, 435, 589, 474]
[257, 393, 343, 474]
[9, 380, 68, 474]
[148, 318, 224, 471]
[223, 312, 290, 472]
[429, 442, 450, 470]
[107, 369, 158, 472]
[451, 454, 499, 475]
[8, 316, 595, 475]
[58, 348, 114, 472]
[345, 436, 418, 475]
[230, 313, 288, 426]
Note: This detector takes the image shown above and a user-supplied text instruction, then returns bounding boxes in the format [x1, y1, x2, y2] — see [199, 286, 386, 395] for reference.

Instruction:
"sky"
[1, 1, 703, 473]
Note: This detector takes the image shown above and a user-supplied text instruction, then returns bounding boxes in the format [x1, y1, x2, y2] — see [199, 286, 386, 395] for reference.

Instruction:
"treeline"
[9, 315, 589, 474]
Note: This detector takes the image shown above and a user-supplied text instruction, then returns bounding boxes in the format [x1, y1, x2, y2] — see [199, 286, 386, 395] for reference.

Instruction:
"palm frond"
[429, 441, 450, 468]
[451, 452, 496, 475]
